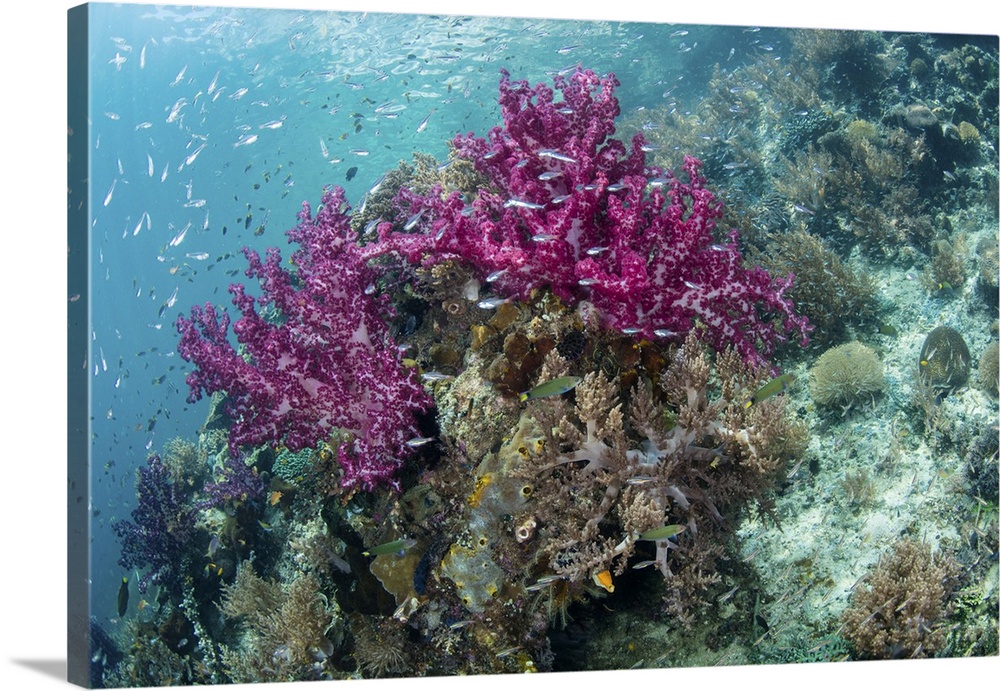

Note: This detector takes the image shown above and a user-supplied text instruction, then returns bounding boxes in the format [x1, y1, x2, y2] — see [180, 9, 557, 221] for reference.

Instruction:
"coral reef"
[101, 26, 998, 683]
[374, 68, 810, 369]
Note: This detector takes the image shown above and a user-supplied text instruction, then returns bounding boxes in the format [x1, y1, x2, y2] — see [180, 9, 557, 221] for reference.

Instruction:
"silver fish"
[403, 210, 424, 231]
[477, 296, 510, 309]
[416, 109, 435, 133]
[538, 149, 577, 164]
[103, 179, 117, 207]
[170, 64, 187, 86]
[185, 143, 206, 167]
[421, 371, 454, 382]
[504, 198, 545, 210]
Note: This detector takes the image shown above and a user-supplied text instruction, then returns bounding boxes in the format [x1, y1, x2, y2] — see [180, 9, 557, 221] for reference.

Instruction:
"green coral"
[273, 447, 315, 483]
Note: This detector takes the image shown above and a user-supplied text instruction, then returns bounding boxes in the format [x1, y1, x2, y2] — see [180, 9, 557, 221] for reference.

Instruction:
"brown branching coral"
[218, 561, 339, 682]
[350, 614, 411, 678]
[754, 229, 878, 347]
[517, 332, 806, 626]
[841, 538, 961, 659]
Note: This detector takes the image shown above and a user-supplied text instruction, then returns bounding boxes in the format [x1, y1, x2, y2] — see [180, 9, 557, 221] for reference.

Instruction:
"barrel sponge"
[809, 341, 885, 409]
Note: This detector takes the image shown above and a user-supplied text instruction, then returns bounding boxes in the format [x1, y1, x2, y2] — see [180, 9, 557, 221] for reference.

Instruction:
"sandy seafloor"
[3, 1, 1000, 691]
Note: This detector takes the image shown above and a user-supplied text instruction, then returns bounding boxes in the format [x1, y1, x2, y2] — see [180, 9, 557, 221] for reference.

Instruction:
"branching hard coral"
[841, 538, 961, 659]
[218, 561, 338, 681]
[517, 331, 805, 625]
[754, 228, 878, 347]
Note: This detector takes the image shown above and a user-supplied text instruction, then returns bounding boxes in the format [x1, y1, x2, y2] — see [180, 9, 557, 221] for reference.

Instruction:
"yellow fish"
[592, 569, 614, 593]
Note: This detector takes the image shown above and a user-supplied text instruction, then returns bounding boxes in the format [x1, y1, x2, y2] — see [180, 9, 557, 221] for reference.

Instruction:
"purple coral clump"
[379, 67, 810, 367]
[112, 453, 196, 593]
[176, 186, 434, 492]
[193, 452, 266, 511]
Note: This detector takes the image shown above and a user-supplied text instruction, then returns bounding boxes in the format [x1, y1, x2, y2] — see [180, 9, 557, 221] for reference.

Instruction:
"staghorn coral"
[841, 538, 961, 659]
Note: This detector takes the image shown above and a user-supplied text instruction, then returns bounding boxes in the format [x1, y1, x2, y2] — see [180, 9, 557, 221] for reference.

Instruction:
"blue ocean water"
[82, 3, 777, 626]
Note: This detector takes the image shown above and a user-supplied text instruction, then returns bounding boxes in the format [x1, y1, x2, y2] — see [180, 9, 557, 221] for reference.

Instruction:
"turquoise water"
[74, 3, 998, 685]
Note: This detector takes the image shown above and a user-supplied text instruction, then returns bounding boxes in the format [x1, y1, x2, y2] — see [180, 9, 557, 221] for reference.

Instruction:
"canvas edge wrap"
[67, 3, 92, 687]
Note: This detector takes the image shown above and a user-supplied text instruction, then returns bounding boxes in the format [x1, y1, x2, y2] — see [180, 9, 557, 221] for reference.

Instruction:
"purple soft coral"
[380, 67, 810, 368]
[176, 187, 433, 492]
[113, 453, 195, 593]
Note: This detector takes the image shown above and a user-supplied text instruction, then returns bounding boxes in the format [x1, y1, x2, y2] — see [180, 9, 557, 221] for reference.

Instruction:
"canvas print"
[67, 2, 999, 687]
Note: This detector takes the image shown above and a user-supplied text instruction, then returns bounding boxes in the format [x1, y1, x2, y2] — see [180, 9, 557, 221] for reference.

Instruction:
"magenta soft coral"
[383, 67, 810, 368]
[176, 186, 433, 492]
